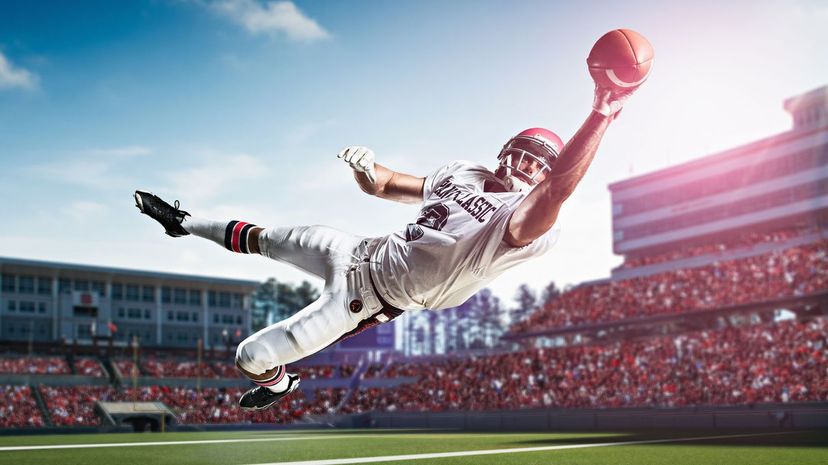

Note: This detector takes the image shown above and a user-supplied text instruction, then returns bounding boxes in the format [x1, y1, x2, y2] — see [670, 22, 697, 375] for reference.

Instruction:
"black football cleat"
[134, 190, 190, 237]
[239, 374, 301, 411]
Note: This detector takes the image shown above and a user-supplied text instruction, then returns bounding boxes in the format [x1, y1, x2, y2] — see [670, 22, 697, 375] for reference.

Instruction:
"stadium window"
[144, 309, 151, 320]
[18, 276, 34, 294]
[7, 300, 16, 312]
[118, 308, 125, 318]
[176, 311, 189, 322]
[231, 293, 243, 309]
[222, 314, 233, 324]
[236, 315, 242, 325]
[59, 278, 71, 293]
[189, 290, 202, 306]
[161, 287, 171, 304]
[111, 283, 123, 300]
[91, 281, 105, 297]
[38, 302, 47, 313]
[1, 274, 14, 293]
[213, 314, 219, 324]
[37, 278, 52, 295]
[208, 291, 217, 307]
[174, 288, 187, 305]
[219, 292, 231, 308]
[167, 311, 173, 321]
[192, 312, 198, 322]
[20, 301, 35, 313]
[126, 284, 140, 301]
[74, 280, 89, 292]
[128, 308, 142, 319]
[142, 286, 154, 302]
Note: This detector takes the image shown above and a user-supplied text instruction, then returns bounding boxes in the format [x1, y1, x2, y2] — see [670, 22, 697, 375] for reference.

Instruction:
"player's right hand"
[592, 85, 636, 119]
[337, 145, 377, 184]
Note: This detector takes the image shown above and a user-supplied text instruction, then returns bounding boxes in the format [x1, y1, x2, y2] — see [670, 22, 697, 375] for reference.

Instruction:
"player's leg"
[235, 273, 361, 410]
[134, 190, 361, 279]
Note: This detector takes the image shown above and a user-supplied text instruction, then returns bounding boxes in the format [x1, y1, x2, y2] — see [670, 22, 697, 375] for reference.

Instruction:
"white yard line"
[0, 434, 369, 452]
[245, 431, 796, 465]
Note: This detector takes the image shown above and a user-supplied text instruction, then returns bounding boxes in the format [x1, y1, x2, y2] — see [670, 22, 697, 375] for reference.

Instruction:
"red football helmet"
[496, 128, 563, 192]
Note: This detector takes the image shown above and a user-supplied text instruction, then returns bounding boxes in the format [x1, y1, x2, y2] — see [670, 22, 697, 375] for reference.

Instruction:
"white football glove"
[592, 86, 636, 119]
[337, 145, 377, 184]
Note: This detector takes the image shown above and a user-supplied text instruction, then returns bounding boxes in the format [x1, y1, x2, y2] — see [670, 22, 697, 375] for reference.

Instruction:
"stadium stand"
[140, 357, 220, 379]
[620, 226, 819, 269]
[0, 316, 824, 428]
[513, 240, 827, 332]
[38, 385, 346, 425]
[112, 359, 140, 378]
[73, 357, 106, 377]
[0, 385, 45, 427]
[342, 318, 827, 413]
[0, 356, 71, 375]
[40, 386, 117, 426]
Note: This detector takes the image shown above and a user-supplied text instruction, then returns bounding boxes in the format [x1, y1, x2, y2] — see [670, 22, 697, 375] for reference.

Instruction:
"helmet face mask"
[496, 129, 562, 192]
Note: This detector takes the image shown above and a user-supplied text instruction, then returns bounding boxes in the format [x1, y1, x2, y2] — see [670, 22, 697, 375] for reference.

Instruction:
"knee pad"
[235, 339, 276, 375]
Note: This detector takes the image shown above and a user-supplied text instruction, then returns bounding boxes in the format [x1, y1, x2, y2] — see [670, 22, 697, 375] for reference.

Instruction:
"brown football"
[587, 29, 654, 90]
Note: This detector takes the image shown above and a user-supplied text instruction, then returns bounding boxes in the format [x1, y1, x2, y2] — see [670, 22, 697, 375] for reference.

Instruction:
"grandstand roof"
[0, 256, 259, 289]
[608, 122, 828, 193]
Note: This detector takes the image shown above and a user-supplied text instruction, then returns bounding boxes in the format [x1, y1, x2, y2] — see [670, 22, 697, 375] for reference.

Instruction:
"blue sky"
[1, 0, 826, 301]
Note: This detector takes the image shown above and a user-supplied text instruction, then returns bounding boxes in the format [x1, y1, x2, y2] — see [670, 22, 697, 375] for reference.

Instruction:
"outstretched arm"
[338, 146, 425, 204]
[505, 87, 632, 247]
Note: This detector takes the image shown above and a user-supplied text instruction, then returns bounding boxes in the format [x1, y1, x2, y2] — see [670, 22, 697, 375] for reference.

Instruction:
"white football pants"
[235, 225, 375, 375]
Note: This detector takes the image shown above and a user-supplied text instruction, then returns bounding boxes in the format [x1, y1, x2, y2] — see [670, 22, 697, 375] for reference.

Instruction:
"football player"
[134, 86, 633, 410]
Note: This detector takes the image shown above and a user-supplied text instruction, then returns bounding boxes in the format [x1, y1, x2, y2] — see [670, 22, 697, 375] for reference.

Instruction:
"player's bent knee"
[235, 339, 276, 375]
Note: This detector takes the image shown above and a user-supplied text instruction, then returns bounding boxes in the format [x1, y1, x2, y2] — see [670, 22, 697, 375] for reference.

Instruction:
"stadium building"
[0, 257, 258, 348]
[609, 86, 828, 280]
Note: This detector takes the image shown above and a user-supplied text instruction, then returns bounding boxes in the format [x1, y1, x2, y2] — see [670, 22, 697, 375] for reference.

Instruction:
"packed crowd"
[73, 358, 105, 377]
[620, 226, 822, 269]
[141, 358, 220, 379]
[112, 358, 344, 380]
[32, 384, 348, 426]
[113, 359, 139, 378]
[3, 317, 825, 428]
[513, 240, 828, 332]
[342, 318, 827, 413]
[0, 356, 70, 375]
[40, 385, 114, 426]
[0, 385, 44, 427]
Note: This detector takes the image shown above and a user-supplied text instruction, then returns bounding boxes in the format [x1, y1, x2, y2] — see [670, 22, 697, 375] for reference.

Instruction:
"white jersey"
[370, 160, 560, 311]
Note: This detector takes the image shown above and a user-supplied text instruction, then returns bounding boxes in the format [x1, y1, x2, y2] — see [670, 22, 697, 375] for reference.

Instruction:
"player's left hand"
[337, 145, 377, 184]
[592, 85, 636, 119]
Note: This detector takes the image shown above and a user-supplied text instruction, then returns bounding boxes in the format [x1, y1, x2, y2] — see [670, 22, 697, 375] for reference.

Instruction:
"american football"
[588, 28, 654, 89]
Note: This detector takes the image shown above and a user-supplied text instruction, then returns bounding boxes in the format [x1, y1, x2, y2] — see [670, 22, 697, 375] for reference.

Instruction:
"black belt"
[366, 261, 404, 320]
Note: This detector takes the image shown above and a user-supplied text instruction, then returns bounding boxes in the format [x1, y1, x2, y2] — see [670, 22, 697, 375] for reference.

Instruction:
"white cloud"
[29, 146, 153, 190]
[0, 51, 38, 90]
[165, 150, 270, 203]
[210, 0, 329, 42]
[62, 201, 109, 222]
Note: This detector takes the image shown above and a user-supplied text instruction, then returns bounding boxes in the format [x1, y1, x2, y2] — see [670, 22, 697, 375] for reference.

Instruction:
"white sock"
[253, 365, 291, 393]
[265, 374, 291, 393]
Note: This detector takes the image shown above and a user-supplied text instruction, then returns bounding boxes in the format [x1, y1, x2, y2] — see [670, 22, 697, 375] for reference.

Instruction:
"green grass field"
[0, 429, 825, 465]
